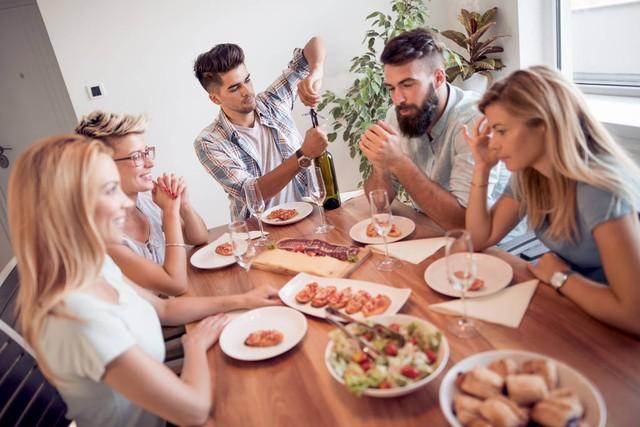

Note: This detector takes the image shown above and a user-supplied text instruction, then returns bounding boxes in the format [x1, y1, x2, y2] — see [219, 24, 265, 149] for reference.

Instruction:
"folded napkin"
[368, 237, 450, 264]
[428, 280, 539, 328]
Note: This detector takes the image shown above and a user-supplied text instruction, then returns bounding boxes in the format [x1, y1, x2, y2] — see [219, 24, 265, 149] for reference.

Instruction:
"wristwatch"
[295, 148, 312, 168]
[550, 270, 573, 293]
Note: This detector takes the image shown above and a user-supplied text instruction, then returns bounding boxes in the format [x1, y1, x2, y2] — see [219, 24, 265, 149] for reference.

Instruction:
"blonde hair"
[479, 65, 640, 241]
[8, 134, 113, 380]
[75, 110, 148, 147]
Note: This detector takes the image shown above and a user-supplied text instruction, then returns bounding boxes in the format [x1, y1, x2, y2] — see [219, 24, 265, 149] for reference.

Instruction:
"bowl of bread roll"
[439, 349, 606, 427]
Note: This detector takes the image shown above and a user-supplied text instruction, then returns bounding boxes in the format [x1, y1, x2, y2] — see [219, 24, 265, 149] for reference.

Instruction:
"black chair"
[0, 323, 70, 427]
[497, 230, 549, 261]
[0, 261, 71, 426]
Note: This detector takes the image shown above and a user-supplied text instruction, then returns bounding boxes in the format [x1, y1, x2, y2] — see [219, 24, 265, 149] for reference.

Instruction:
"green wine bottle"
[314, 151, 341, 210]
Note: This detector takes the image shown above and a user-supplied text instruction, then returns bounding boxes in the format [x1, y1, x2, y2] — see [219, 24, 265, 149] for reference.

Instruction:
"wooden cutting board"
[253, 245, 370, 278]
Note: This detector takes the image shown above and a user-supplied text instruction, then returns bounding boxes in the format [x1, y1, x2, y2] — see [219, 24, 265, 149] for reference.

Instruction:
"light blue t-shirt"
[504, 180, 635, 283]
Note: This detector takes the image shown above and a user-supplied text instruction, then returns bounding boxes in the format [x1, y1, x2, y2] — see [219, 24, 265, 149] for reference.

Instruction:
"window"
[557, 0, 640, 96]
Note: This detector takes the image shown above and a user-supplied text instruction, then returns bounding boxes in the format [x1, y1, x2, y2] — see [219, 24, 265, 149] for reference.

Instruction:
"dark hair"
[380, 28, 445, 69]
[193, 44, 245, 92]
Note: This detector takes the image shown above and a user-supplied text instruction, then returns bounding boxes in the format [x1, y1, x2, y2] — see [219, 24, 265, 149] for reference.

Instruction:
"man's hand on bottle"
[301, 127, 328, 158]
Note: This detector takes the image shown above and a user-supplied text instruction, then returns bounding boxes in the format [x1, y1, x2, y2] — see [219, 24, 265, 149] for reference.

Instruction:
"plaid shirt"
[194, 48, 310, 220]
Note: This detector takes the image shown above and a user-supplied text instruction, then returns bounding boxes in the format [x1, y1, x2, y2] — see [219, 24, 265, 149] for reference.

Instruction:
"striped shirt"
[194, 48, 310, 220]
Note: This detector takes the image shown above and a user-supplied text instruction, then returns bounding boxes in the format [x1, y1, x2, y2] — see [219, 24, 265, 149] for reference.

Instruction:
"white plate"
[278, 272, 411, 321]
[261, 201, 313, 225]
[424, 253, 513, 298]
[219, 306, 307, 361]
[190, 230, 265, 269]
[439, 349, 606, 427]
[348, 216, 416, 244]
[325, 314, 449, 398]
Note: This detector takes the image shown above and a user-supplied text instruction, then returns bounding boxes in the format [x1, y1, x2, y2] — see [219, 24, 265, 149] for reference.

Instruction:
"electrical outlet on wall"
[86, 83, 105, 99]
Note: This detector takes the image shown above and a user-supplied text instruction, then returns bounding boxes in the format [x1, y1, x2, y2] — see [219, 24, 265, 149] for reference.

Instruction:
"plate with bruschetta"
[262, 201, 313, 225]
[349, 216, 415, 245]
[190, 230, 267, 269]
[278, 272, 411, 321]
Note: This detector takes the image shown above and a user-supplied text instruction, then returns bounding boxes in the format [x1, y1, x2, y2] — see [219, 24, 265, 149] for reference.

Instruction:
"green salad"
[328, 321, 442, 395]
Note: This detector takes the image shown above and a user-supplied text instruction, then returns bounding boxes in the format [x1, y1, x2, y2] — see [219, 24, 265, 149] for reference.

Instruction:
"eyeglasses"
[113, 146, 156, 167]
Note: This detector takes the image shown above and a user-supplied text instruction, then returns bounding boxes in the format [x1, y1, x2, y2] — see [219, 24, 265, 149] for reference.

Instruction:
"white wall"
[36, 0, 393, 227]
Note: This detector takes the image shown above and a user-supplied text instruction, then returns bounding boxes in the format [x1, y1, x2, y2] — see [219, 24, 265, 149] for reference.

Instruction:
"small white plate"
[349, 216, 416, 244]
[325, 314, 449, 398]
[190, 230, 265, 269]
[261, 201, 313, 225]
[219, 306, 307, 361]
[439, 349, 606, 427]
[278, 272, 411, 321]
[424, 253, 513, 298]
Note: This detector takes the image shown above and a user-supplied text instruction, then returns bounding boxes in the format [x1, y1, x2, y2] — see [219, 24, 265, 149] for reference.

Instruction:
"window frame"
[556, 0, 640, 97]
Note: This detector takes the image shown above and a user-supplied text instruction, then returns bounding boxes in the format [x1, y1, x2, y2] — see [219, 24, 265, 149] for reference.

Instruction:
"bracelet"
[165, 243, 188, 248]
[471, 182, 489, 188]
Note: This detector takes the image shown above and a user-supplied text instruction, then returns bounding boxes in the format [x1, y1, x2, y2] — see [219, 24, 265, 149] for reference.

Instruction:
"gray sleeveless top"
[121, 192, 166, 264]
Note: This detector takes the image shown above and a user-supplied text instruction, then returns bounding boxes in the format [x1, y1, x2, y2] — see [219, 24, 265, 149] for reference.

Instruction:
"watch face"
[550, 271, 568, 289]
[298, 157, 311, 168]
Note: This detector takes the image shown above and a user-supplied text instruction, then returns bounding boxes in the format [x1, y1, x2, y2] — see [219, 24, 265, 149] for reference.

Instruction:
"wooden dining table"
[186, 195, 640, 427]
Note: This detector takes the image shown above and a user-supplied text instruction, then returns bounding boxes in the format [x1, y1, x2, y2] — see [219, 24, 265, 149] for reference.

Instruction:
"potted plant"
[441, 7, 508, 91]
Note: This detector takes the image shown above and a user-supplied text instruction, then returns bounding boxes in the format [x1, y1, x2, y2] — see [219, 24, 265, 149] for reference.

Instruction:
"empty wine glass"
[244, 179, 271, 246]
[369, 189, 401, 271]
[228, 220, 257, 277]
[305, 166, 334, 234]
[444, 229, 479, 338]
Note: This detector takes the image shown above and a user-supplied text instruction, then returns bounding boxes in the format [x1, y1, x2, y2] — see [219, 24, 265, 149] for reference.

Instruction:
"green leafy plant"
[317, 0, 429, 185]
[441, 7, 507, 82]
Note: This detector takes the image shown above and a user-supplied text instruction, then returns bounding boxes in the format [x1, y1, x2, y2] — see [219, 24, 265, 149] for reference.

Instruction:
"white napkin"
[367, 237, 450, 264]
[428, 280, 539, 328]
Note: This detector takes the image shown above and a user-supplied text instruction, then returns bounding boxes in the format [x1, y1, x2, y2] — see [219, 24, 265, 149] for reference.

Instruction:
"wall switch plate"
[86, 83, 105, 99]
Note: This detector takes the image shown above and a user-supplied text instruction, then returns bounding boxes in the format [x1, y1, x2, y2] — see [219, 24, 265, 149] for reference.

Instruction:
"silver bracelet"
[165, 243, 188, 248]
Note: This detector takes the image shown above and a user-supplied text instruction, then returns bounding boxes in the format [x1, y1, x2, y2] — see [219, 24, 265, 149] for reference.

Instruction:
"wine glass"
[368, 189, 401, 271]
[244, 179, 271, 246]
[444, 229, 479, 338]
[228, 220, 257, 276]
[305, 166, 334, 234]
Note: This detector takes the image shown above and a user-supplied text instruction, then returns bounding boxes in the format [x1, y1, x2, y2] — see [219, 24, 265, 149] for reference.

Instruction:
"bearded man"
[360, 28, 509, 230]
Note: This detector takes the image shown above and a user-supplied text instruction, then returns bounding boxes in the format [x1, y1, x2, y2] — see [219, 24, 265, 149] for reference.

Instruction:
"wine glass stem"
[257, 215, 265, 238]
[461, 288, 468, 323]
[382, 233, 390, 260]
[318, 204, 327, 227]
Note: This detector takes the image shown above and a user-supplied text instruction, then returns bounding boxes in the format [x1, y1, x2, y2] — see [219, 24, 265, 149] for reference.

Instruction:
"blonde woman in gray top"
[76, 111, 208, 296]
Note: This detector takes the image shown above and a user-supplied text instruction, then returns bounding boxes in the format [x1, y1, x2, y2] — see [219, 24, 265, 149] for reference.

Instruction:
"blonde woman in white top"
[76, 111, 208, 296]
[8, 135, 280, 426]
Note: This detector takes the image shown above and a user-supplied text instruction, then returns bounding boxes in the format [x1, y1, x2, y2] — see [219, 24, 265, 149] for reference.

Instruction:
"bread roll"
[453, 393, 483, 425]
[506, 374, 549, 405]
[479, 395, 528, 427]
[531, 388, 584, 427]
[489, 358, 519, 379]
[522, 359, 559, 390]
[461, 366, 505, 399]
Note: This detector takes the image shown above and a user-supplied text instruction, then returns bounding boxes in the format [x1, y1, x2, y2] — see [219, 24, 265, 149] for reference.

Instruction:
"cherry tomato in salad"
[361, 331, 374, 341]
[359, 358, 373, 372]
[401, 365, 420, 379]
[409, 337, 418, 345]
[384, 342, 398, 356]
[426, 350, 437, 365]
[352, 350, 368, 363]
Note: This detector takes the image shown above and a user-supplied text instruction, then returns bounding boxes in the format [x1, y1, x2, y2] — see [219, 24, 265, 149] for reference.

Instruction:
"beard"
[395, 85, 439, 138]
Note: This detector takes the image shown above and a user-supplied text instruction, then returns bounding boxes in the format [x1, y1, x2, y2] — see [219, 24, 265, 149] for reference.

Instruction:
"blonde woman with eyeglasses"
[76, 111, 208, 296]
[463, 65, 640, 336]
[8, 135, 279, 427]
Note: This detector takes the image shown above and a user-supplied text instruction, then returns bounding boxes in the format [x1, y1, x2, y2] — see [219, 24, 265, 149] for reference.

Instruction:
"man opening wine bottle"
[193, 37, 328, 220]
[359, 29, 512, 232]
